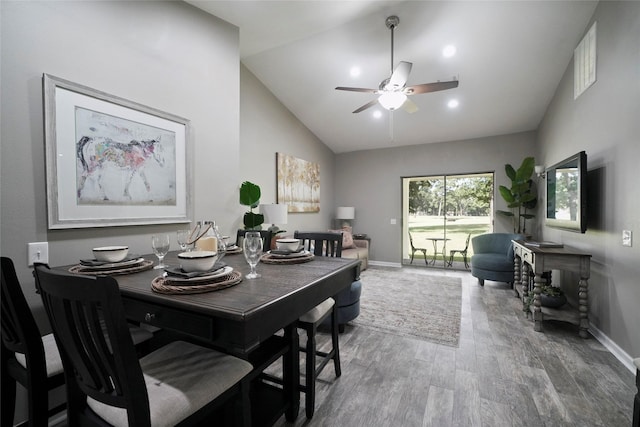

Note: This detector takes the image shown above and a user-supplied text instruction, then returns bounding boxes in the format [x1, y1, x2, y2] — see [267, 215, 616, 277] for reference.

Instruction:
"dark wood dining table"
[57, 251, 361, 425]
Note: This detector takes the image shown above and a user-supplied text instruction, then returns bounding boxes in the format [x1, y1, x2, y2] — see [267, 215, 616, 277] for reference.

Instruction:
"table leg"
[514, 255, 522, 298]
[578, 277, 589, 338]
[283, 323, 300, 421]
[430, 240, 438, 265]
[441, 242, 447, 267]
[522, 262, 530, 317]
[533, 273, 544, 332]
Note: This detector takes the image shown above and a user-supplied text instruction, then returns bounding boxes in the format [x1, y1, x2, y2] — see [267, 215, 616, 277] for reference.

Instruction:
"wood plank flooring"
[275, 266, 635, 427]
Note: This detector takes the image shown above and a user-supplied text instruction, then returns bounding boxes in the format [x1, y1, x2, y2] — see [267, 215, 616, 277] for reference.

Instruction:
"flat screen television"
[545, 151, 587, 233]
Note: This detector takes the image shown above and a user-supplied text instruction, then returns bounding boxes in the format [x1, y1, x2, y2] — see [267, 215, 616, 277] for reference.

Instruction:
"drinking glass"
[176, 229, 192, 252]
[243, 231, 263, 279]
[151, 234, 170, 269]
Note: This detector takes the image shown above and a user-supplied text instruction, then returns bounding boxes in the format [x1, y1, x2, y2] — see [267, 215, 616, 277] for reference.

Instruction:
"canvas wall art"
[276, 153, 320, 213]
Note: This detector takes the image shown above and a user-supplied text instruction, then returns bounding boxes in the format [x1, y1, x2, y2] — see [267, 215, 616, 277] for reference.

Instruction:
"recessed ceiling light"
[442, 45, 457, 58]
[350, 66, 361, 77]
[372, 110, 382, 119]
[447, 99, 459, 109]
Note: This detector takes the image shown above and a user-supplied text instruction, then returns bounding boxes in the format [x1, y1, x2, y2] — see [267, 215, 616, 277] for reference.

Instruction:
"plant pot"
[540, 293, 567, 308]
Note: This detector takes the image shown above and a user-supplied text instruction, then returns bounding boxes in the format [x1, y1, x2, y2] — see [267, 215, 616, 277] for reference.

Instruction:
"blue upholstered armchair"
[470, 233, 524, 286]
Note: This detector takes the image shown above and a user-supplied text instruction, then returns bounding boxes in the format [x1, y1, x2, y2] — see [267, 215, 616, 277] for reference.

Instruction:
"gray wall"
[537, 1, 640, 361]
[1, 1, 241, 286]
[240, 64, 336, 233]
[1, 2, 241, 422]
[335, 132, 537, 263]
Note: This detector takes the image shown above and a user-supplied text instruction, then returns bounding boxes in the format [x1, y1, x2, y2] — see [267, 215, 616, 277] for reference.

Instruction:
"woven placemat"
[69, 260, 154, 276]
[225, 247, 242, 255]
[261, 253, 314, 264]
[151, 270, 242, 294]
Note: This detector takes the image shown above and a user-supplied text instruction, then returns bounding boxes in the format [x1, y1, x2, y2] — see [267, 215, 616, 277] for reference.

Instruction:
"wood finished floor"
[275, 266, 635, 427]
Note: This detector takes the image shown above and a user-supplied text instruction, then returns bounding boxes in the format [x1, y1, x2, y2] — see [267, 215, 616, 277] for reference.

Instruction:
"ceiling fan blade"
[387, 61, 412, 89]
[352, 99, 379, 114]
[402, 98, 419, 114]
[335, 86, 378, 93]
[405, 80, 459, 95]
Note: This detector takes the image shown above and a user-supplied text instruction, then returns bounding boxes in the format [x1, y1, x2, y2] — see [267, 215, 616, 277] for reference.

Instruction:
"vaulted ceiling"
[187, 1, 598, 153]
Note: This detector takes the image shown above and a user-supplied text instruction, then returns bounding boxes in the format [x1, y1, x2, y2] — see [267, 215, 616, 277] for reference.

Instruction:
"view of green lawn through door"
[402, 173, 494, 268]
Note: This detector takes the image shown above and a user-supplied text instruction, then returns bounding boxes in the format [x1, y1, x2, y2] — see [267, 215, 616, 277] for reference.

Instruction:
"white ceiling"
[187, 1, 598, 154]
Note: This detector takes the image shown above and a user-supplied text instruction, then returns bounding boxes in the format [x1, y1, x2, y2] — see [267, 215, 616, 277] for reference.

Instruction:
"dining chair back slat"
[236, 229, 273, 251]
[291, 231, 342, 419]
[1, 257, 66, 427]
[294, 231, 343, 257]
[33, 263, 252, 427]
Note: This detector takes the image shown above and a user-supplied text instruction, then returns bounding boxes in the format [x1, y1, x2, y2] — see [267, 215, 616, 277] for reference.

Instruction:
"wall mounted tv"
[545, 151, 587, 233]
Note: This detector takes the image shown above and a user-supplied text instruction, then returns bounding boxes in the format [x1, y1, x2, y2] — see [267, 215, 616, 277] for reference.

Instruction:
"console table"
[512, 240, 592, 338]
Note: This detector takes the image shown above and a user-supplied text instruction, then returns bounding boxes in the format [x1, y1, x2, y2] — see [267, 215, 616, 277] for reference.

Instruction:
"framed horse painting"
[43, 74, 192, 229]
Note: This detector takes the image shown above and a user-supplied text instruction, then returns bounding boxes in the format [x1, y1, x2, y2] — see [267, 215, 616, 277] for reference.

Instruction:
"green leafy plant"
[239, 181, 264, 229]
[496, 157, 537, 234]
[523, 283, 565, 313]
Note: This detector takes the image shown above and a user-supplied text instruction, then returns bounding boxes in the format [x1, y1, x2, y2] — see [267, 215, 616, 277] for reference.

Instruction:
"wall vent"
[574, 21, 597, 99]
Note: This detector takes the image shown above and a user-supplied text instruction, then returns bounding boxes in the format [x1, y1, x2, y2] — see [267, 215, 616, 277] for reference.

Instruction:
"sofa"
[341, 238, 369, 270]
[470, 233, 524, 286]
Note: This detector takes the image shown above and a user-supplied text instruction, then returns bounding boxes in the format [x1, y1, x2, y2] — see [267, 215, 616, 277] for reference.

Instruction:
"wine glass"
[176, 229, 192, 252]
[243, 231, 263, 279]
[151, 234, 170, 269]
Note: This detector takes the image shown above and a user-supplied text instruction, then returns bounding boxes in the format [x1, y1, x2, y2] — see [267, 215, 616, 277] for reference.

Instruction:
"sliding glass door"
[402, 173, 494, 268]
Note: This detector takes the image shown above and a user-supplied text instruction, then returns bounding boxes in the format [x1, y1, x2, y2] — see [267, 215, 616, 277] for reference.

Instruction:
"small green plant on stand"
[496, 156, 537, 234]
[239, 181, 264, 230]
[523, 283, 565, 313]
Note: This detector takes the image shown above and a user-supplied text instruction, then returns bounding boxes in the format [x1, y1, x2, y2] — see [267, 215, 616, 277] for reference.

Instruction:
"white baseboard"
[590, 324, 636, 374]
[368, 260, 402, 268]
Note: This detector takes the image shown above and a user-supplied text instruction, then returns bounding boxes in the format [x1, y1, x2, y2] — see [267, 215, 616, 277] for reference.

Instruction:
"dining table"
[56, 250, 361, 426]
[425, 237, 450, 266]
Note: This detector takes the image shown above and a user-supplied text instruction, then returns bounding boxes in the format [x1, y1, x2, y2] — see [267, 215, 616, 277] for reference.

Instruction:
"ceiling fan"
[336, 16, 459, 114]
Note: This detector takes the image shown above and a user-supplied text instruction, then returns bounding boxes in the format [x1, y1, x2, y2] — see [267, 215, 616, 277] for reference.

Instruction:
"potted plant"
[496, 156, 537, 234]
[523, 283, 567, 313]
[239, 181, 264, 229]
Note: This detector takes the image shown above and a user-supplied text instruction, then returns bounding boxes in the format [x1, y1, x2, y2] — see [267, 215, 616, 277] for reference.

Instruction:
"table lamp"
[259, 204, 288, 235]
[336, 206, 355, 229]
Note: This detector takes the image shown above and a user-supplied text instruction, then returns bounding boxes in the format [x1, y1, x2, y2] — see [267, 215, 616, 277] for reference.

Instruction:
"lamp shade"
[336, 206, 355, 220]
[378, 92, 407, 111]
[259, 204, 288, 225]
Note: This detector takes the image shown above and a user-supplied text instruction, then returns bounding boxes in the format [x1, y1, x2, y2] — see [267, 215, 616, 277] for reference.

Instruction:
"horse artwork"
[74, 107, 177, 206]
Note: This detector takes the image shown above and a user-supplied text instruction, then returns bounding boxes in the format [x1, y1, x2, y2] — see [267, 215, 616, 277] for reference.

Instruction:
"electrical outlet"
[28, 242, 49, 266]
[390, 218, 397, 225]
[622, 230, 632, 247]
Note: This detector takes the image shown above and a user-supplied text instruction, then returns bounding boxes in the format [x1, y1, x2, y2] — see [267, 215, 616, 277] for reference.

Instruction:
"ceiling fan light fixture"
[378, 92, 407, 110]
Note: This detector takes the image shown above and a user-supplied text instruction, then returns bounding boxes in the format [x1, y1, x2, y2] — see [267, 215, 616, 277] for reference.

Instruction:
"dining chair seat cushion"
[14, 333, 63, 377]
[87, 340, 252, 427]
[299, 298, 335, 324]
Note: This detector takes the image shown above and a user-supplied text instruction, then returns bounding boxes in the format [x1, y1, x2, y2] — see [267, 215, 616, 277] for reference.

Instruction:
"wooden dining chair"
[292, 231, 342, 419]
[1, 256, 66, 427]
[236, 229, 273, 252]
[409, 231, 428, 266]
[33, 263, 253, 427]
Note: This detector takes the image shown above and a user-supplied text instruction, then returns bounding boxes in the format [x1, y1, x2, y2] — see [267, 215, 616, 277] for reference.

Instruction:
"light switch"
[622, 230, 632, 247]
[28, 242, 49, 266]
[390, 218, 397, 225]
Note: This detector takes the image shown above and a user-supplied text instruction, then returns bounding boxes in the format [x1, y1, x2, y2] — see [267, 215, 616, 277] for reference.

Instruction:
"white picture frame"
[43, 74, 192, 229]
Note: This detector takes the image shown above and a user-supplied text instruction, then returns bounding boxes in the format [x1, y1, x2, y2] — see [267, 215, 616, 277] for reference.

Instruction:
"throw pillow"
[329, 229, 357, 249]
